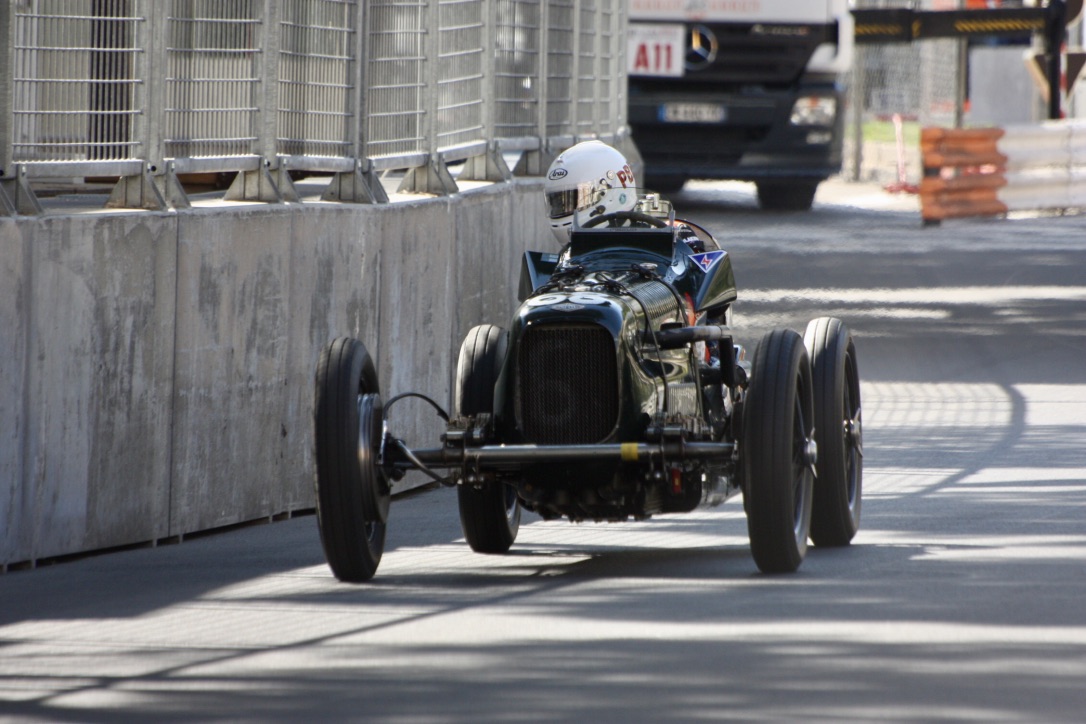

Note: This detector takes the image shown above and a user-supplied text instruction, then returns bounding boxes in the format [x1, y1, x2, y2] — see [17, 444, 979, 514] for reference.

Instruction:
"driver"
[544, 140, 727, 363]
[544, 140, 636, 242]
[544, 140, 707, 252]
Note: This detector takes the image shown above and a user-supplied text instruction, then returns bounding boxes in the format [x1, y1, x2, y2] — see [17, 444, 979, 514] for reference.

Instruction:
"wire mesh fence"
[276, 0, 356, 160]
[7, 0, 143, 165]
[846, 0, 1008, 186]
[0, 0, 629, 207]
[164, 1, 263, 160]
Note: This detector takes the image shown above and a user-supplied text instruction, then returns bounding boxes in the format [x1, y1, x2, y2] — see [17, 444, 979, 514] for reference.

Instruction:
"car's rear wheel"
[804, 317, 863, 546]
[456, 324, 521, 553]
[743, 328, 815, 573]
[313, 337, 389, 582]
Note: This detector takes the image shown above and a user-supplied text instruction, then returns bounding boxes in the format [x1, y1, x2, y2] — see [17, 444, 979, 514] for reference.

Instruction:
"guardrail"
[0, 0, 628, 215]
[919, 121, 1086, 223]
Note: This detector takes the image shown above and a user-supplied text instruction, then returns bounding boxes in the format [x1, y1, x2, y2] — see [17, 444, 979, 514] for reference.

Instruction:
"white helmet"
[545, 140, 636, 242]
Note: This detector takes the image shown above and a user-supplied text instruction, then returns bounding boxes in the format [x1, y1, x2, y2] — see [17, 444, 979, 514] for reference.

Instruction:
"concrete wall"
[0, 179, 550, 567]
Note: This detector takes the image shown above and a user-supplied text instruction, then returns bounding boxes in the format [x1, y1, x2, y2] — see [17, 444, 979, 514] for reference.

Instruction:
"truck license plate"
[660, 103, 727, 123]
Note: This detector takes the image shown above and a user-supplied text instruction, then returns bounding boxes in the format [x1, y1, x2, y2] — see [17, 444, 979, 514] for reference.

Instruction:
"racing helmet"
[545, 140, 636, 242]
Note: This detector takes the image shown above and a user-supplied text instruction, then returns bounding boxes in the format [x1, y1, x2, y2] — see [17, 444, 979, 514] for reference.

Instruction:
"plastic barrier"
[920, 121, 1086, 223]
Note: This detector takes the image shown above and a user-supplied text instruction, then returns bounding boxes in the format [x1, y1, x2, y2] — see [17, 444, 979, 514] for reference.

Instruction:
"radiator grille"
[516, 324, 618, 445]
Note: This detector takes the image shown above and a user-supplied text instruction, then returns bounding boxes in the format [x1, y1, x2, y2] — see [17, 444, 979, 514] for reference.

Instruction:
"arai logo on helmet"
[548, 167, 568, 180]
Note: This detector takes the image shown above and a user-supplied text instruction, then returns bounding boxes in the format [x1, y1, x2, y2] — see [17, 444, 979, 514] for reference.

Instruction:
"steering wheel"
[581, 211, 670, 229]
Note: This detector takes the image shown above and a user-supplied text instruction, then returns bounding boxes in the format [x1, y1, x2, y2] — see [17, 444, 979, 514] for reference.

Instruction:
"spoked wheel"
[455, 324, 520, 553]
[743, 328, 816, 573]
[804, 317, 863, 547]
[313, 337, 390, 582]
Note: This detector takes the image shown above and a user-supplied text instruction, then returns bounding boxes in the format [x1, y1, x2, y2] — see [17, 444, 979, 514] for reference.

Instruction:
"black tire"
[804, 317, 863, 547]
[313, 337, 389, 582]
[743, 328, 815, 573]
[756, 181, 818, 211]
[455, 324, 520, 553]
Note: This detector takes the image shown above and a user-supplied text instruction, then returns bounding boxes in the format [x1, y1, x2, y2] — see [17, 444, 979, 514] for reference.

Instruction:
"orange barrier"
[920, 127, 1008, 223]
[919, 122, 1086, 224]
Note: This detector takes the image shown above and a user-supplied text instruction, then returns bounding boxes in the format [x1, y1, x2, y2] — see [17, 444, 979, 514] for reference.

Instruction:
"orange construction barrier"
[920, 127, 1009, 223]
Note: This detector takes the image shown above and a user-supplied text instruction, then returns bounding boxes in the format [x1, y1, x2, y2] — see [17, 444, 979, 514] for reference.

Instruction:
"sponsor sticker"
[690, 250, 726, 272]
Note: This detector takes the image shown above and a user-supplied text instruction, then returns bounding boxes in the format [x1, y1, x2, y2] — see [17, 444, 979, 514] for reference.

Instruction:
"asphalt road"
[2, 180, 1085, 723]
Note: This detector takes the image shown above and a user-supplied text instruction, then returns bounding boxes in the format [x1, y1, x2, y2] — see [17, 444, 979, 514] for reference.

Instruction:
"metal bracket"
[321, 161, 389, 204]
[397, 156, 459, 196]
[224, 161, 290, 203]
[272, 162, 301, 203]
[513, 145, 560, 178]
[458, 145, 512, 183]
[107, 163, 191, 211]
[0, 166, 44, 217]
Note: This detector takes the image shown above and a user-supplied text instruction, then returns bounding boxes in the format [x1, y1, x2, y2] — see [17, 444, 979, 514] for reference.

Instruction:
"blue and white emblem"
[690, 251, 725, 272]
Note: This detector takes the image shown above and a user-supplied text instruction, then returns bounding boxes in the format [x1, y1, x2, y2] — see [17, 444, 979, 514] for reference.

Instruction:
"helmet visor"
[546, 183, 603, 219]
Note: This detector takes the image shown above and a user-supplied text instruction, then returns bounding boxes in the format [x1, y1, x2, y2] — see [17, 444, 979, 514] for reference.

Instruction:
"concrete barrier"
[0, 179, 551, 568]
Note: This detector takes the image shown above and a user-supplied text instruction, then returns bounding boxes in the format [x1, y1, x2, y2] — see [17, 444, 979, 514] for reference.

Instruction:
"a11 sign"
[627, 23, 685, 77]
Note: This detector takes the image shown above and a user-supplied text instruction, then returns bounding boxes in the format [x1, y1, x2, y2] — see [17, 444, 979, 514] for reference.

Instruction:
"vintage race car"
[313, 190, 863, 582]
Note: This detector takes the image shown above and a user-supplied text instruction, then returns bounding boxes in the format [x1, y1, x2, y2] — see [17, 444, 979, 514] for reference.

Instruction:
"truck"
[626, 0, 855, 211]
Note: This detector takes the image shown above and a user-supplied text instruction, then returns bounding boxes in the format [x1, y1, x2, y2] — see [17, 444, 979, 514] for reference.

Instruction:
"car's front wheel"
[313, 337, 389, 582]
[743, 328, 815, 573]
[455, 324, 521, 553]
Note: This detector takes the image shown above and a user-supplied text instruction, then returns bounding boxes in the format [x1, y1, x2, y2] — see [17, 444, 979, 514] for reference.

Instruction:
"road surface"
[1, 179, 1084, 723]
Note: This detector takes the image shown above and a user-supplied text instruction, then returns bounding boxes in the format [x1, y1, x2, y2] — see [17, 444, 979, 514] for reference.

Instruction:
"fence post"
[260, 0, 299, 200]
[398, 0, 458, 195]
[0, 2, 39, 216]
[223, 0, 295, 203]
[321, 0, 387, 203]
[106, 2, 191, 211]
[0, 1, 13, 183]
[1, 1, 18, 215]
[459, 0, 511, 183]
[612, 3, 644, 177]
[513, 0, 557, 176]
[614, 2, 628, 134]
[1045, 0, 1068, 120]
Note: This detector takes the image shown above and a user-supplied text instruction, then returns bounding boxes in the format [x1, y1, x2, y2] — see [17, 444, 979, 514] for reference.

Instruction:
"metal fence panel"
[10, 0, 143, 164]
[277, 0, 356, 159]
[545, 0, 576, 141]
[2, 0, 632, 200]
[575, 0, 597, 138]
[599, 0, 623, 136]
[436, 0, 485, 153]
[493, 0, 541, 144]
[365, 0, 426, 161]
[164, 0, 263, 159]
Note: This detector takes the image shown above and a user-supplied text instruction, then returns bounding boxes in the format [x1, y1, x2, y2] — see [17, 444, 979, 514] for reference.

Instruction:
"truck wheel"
[743, 328, 815, 573]
[756, 181, 818, 211]
[804, 317, 863, 547]
[455, 324, 521, 553]
[313, 337, 388, 582]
